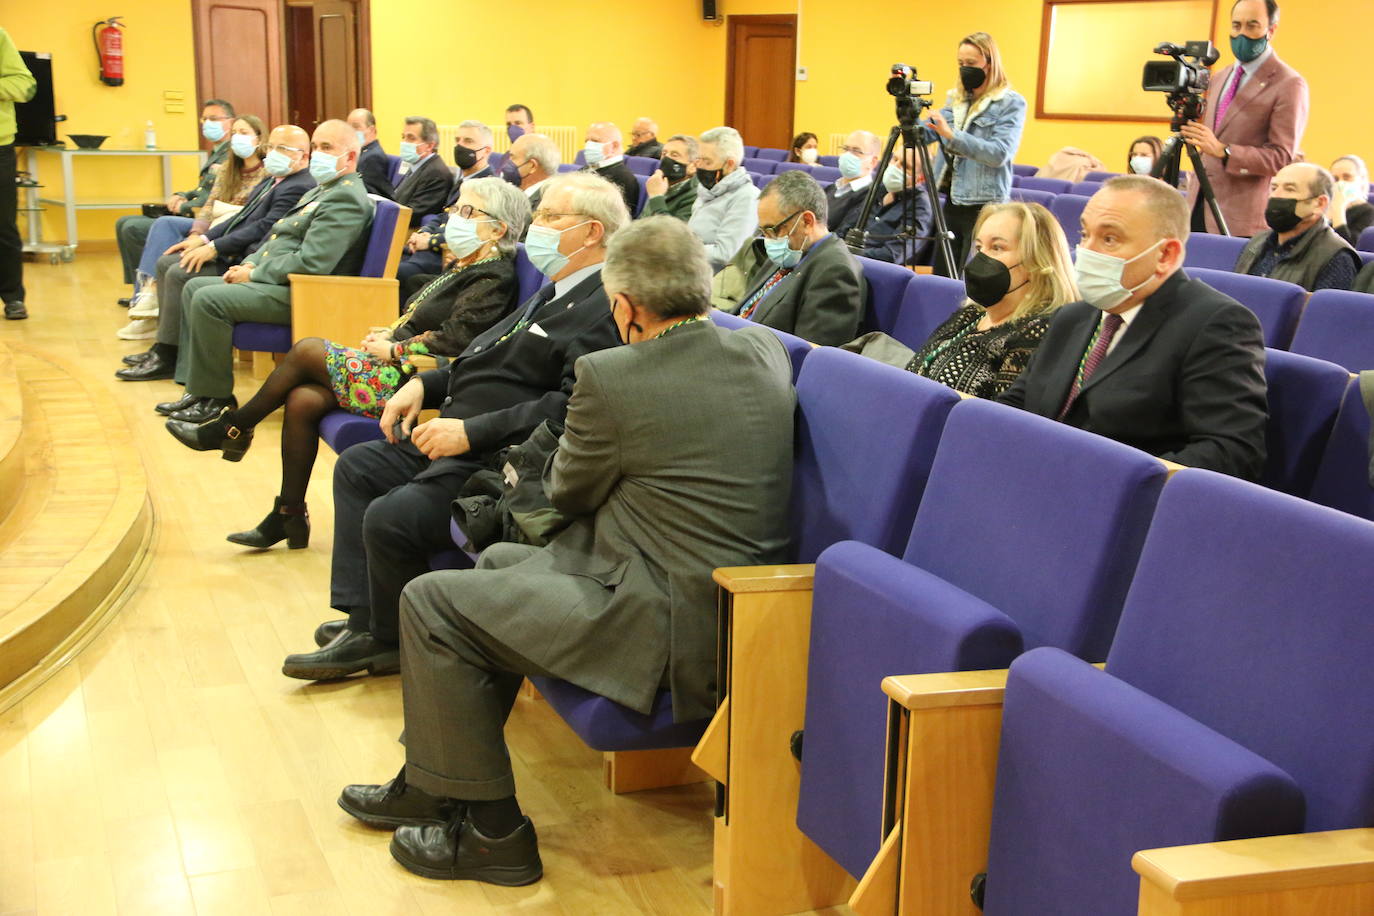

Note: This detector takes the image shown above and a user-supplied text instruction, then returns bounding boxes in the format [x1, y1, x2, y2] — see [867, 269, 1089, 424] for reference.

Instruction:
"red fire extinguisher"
[93, 17, 125, 86]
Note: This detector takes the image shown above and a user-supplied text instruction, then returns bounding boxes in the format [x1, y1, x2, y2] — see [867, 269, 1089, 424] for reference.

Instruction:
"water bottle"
[144, 120, 157, 150]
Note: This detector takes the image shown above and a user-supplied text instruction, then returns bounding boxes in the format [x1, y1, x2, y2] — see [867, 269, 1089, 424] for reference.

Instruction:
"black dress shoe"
[339, 765, 458, 830]
[314, 619, 347, 646]
[122, 349, 157, 366]
[166, 408, 253, 461]
[117, 296, 132, 307]
[4, 300, 27, 320]
[227, 497, 309, 548]
[281, 630, 400, 680]
[155, 392, 197, 416]
[115, 353, 174, 381]
[169, 396, 237, 424]
[390, 812, 542, 885]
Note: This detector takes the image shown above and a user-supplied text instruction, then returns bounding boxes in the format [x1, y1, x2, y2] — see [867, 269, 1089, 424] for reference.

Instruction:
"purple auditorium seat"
[1187, 266, 1307, 349]
[624, 155, 658, 176]
[1069, 180, 1104, 197]
[741, 157, 778, 175]
[1359, 250, 1374, 269]
[772, 161, 813, 176]
[751, 173, 771, 191]
[796, 398, 1167, 879]
[512, 243, 548, 304]
[232, 195, 402, 357]
[810, 165, 842, 183]
[1085, 170, 1122, 182]
[1291, 289, 1374, 371]
[1049, 193, 1090, 249]
[855, 255, 915, 336]
[1018, 176, 1072, 195]
[556, 162, 579, 173]
[1011, 163, 1039, 177]
[755, 148, 789, 162]
[1010, 175, 1021, 187]
[708, 310, 812, 382]
[1260, 348, 1350, 497]
[386, 154, 402, 185]
[1308, 379, 1374, 521]
[887, 273, 967, 350]
[983, 469, 1374, 914]
[1182, 232, 1249, 271]
[817, 155, 839, 167]
[1008, 187, 1055, 208]
[742, 145, 759, 158]
[633, 174, 647, 216]
[1358, 225, 1374, 252]
[573, 149, 586, 167]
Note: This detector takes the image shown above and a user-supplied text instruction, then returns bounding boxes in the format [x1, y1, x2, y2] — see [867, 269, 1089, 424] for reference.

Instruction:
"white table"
[24, 147, 209, 259]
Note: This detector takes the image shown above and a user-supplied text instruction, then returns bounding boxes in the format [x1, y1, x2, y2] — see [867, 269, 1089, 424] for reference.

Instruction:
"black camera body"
[1142, 40, 1219, 128]
[887, 63, 935, 132]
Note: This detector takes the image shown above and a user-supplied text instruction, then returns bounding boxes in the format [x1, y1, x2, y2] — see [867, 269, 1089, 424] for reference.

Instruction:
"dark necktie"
[1057, 313, 1124, 421]
[739, 267, 792, 319]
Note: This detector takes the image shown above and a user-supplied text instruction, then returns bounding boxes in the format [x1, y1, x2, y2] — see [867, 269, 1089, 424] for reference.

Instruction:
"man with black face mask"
[1233, 163, 1360, 291]
[1180, 0, 1308, 237]
[640, 134, 698, 222]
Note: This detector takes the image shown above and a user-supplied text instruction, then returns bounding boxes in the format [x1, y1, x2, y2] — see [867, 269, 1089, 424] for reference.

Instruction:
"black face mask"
[659, 156, 688, 182]
[1264, 196, 1311, 233]
[963, 252, 1024, 308]
[697, 168, 721, 190]
[960, 65, 987, 92]
[502, 160, 523, 185]
[453, 143, 479, 170]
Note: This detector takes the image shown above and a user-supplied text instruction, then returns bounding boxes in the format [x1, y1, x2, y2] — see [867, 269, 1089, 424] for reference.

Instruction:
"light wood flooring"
[0, 253, 844, 915]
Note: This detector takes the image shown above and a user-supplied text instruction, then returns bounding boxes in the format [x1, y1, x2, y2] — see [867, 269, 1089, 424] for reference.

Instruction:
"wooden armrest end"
[882, 669, 1011, 710]
[1159, 458, 1187, 477]
[712, 563, 816, 593]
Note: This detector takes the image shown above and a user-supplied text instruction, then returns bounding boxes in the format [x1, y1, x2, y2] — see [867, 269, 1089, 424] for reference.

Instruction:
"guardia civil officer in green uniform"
[169, 119, 375, 425]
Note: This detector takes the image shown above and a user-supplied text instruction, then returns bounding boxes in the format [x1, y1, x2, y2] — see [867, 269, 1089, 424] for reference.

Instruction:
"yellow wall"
[10, 0, 1365, 244]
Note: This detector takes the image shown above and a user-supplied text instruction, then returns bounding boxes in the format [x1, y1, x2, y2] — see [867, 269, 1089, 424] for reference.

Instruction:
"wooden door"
[725, 15, 797, 150]
[192, 0, 286, 128]
[311, 1, 358, 120]
[285, 5, 317, 128]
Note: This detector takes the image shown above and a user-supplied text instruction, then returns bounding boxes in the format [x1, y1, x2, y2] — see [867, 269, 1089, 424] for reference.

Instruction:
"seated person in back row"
[398, 120, 495, 299]
[842, 200, 1073, 399]
[1000, 175, 1268, 482]
[844, 148, 933, 265]
[347, 107, 393, 199]
[393, 116, 452, 227]
[1328, 155, 1373, 247]
[727, 170, 866, 346]
[640, 134, 698, 222]
[505, 133, 560, 216]
[581, 121, 641, 216]
[689, 126, 759, 271]
[1233, 162, 1360, 292]
[626, 117, 664, 159]
[826, 129, 881, 236]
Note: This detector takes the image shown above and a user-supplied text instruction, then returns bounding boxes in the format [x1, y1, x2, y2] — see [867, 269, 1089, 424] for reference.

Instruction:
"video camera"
[887, 63, 934, 99]
[1141, 40, 1219, 129]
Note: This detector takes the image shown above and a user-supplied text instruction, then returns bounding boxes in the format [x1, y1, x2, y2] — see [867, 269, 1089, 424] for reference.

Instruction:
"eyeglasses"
[268, 144, 304, 155]
[841, 145, 866, 156]
[758, 208, 805, 240]
[455, 204, 494, 220]
[631, 130, 652, 139]
[532, 210, 587, 222]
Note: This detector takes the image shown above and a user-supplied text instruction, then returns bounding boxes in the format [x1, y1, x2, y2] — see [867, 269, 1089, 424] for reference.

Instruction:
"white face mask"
[1130, 155, 1153, 175]
[799, 147, 818, 165]
[1337, 180, 1368, 202]
[1073, 239, 1165, 311]
[882, 163, 906, 192]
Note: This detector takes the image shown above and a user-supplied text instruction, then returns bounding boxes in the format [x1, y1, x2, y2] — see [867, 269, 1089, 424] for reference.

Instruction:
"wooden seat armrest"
[881, 669, 1011, 711]
[1134, 829, 1374, 913]
[288, 273, 401, 345]
[691, 698, 729, 784]
[1159, 458, 1187, 477]
[712, 563, 815, 593]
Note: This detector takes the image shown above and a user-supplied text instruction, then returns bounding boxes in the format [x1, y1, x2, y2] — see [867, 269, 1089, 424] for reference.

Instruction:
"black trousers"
[933, 200, 985, 278]
[0, 145, 22, 304]
[329, 438, 481, 643]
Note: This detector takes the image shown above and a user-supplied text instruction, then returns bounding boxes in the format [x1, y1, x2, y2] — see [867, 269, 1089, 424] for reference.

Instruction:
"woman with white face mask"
[787, 132, 819, 164]
[1328, 155, 1373, 246]
[165, 178, 530, 551]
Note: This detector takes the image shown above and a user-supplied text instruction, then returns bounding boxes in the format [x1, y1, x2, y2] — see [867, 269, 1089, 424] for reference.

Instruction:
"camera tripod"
[845, 93, 958, 279]
[1152, 93, 1230, 236]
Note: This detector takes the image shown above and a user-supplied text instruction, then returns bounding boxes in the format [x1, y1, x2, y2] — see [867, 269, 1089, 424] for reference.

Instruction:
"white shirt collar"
[524, 177, 548, 197]
[596, 155, 625, 169]
[835, 174, 873, 196]
[553, 262, 603, 301]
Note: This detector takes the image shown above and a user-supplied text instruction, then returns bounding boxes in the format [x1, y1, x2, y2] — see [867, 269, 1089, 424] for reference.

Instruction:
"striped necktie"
[1057, 313, 1124, 421]
[739, 267, 791, 320]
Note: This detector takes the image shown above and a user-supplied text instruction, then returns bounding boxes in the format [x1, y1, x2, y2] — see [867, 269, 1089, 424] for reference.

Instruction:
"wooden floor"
[0, 253, 848, 915]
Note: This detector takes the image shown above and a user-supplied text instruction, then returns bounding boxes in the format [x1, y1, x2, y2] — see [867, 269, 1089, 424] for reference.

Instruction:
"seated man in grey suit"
[731, 170, 867, 346]
[336, 215, 796, 885]
[1000, 175, 1268, 481]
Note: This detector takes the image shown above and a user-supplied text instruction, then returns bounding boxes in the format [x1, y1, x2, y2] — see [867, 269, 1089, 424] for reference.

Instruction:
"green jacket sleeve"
[246, 183, 375, 286]
[0, 29, 36, 104]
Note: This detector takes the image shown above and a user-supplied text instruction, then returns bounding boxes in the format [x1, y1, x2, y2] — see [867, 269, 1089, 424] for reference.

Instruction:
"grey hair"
[700, 126, 744, 166]
[603, 216, 712, 320]
[462, 176, 531, 258]
[405, 116, 439, 145]
[545, 172, 630, 244]
[522, 134, 562, 174]
[854, 130, 880, 157]
[666, 134, 699, 160]
[763, 170, 829, 224]
[458, 119, 494, 148]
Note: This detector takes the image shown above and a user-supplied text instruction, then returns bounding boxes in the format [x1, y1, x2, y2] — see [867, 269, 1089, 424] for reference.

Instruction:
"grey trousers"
[181, 276, 291, 398]
[115, 214, 154, 286]
[154, 252, 227, 361]
[399, 544, 557, 802]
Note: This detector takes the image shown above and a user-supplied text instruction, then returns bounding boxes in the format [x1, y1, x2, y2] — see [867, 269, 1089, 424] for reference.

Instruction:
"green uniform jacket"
[0, 28, 37, 146]
[640, 177, 696, 222]
[244, 172, 375, 287]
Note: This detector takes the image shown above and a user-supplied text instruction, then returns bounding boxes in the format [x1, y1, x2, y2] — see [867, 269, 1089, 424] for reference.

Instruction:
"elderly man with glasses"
[116, 123, 318, 382]
[626, 117, 664, 159]
[279, 171, 628, 683]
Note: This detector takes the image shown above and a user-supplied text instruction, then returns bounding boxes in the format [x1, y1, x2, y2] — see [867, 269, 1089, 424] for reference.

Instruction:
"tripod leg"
[1185, 141, 1231, 236]
[845, 127, 902, 254]
[914, 138, 958, 279]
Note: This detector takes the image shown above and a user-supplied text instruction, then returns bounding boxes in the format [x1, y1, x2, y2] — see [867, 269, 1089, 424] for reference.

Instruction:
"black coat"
[205, 168, 316, 264]
[738, 233, 867, 346]
[586, 160, 641, 216]
[999, 269, 1268, 481]
[394, 154, 452, 226]
[358, 139, 394, 199]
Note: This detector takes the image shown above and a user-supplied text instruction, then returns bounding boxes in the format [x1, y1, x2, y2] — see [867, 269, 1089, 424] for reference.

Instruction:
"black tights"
[226, 337, 338, 506]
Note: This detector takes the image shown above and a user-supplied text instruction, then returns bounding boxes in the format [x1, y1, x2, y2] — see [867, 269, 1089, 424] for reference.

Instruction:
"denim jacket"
[924, 85, 1027, 206]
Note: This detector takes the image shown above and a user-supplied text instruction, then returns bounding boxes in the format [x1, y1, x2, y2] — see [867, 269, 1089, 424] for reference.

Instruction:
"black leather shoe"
[117, 296, 132, 307]
[166, 408, 253, 461]
[169, 396, 237, 424]
[339, 765, 458, 830]
[155, 392, 197, 416]
[4, 300, 27, 320]
[115, 353, 174, 381]
[314, 619, 347, 646]
[390, 812, 542, 885]
[227, 497, 309, 548]
[281, 630, 400, 680]
[122, 348, 157, 366]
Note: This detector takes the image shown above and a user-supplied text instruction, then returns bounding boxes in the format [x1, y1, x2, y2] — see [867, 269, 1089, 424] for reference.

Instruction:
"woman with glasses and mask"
[921, 31, 1026, 279]
[166, 177, 529, 550]
[841, 201, 1075, 399]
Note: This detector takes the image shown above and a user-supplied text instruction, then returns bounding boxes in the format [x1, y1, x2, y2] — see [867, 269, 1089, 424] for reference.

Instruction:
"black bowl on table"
[68, 134, 109, 150]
